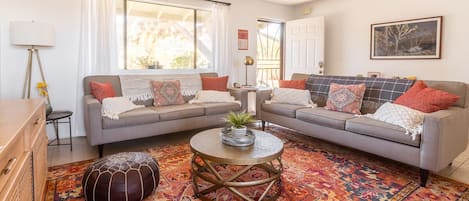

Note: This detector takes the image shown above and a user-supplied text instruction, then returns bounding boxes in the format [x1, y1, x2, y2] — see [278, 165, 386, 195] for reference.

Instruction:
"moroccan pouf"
[82, 152, 160, 201]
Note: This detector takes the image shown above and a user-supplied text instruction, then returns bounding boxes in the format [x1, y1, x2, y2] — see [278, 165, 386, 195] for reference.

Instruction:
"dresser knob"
[2, 157, 17, 175]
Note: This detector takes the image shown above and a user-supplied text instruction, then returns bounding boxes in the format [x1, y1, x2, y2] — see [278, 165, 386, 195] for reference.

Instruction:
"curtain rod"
[204, 0, 231, 6]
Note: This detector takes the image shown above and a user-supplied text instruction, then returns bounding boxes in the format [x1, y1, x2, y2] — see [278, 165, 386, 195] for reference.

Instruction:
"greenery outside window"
[117, 0, 213, 70]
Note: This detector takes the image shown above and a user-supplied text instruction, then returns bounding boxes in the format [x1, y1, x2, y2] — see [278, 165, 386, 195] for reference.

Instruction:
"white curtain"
[74, 0, 118, 135]
[211, 3, 231, 78]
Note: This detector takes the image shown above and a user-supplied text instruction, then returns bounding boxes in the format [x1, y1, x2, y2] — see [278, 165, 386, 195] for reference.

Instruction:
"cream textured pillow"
[189, 90, 241, 105]
[267, 88, 316, 107]
[368, 102, 424, 140]
[102, 97, 144, 120]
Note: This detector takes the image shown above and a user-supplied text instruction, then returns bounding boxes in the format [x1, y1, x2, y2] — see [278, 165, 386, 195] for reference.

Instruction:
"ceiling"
[263, 0, 314, 6]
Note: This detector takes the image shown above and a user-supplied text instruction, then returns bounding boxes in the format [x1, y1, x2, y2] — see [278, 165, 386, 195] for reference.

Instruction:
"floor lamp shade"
[10, 21, 55, 46]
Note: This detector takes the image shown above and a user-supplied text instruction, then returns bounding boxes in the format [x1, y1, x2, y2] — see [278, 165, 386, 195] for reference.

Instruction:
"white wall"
[294, 0, 469, 82]
[0, 0, 81, 138]
[0, 0, 294, 137]
[225, 0, 295, 85]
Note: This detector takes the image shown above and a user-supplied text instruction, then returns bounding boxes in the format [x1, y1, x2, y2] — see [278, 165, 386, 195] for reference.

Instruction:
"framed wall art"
[238, 29, 248, 50]
[370, 16, 442, 60]
[367, 72, 381, 78]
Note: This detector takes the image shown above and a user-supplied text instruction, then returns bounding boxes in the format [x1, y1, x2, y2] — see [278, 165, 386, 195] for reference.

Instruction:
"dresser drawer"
[1, 152, 33, 201]
[27, 105, 45, 142]
[0, 132, 25, 191]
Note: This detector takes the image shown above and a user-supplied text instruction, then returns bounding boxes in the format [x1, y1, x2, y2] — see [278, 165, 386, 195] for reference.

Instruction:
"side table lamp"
[10, 21, 55, 115]
[243, 56, 254, 86]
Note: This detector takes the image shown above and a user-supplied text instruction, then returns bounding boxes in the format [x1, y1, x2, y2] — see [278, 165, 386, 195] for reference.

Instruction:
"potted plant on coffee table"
[224, 112, 254, 136]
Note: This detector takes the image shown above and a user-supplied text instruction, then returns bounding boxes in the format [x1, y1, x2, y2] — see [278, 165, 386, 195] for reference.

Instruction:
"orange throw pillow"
[395, 81, 460, 113]
[89, 81, 116, 103]
[394, 81, 427, 106]
[279, 79, 306, 90]
[201, 76, 229, 91]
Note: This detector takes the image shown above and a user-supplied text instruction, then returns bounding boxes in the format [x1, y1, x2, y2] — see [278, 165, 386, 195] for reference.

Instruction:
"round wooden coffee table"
[190, 128, 284, 201]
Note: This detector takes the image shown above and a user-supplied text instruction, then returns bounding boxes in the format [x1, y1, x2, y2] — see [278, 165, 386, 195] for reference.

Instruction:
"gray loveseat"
[257, 73, 469, 187]
[83, 73, 247, 157]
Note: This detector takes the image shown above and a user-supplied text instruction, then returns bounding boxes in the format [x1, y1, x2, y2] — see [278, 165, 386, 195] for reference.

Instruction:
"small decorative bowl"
[221, 127, 255, 147]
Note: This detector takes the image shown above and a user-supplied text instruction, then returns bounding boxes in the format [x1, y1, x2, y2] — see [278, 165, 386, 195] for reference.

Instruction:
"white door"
[284, 16, 325, 79]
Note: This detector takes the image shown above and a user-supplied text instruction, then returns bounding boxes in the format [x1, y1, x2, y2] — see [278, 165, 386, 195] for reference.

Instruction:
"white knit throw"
[119, 74, 202, 101]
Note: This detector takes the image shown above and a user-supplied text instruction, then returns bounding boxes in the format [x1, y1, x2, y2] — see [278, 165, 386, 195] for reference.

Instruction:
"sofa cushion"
[102, 107, 160, 129]
[197, 103, 241, 115]
[296, 107, 355, 130]
[279, 79, 306, 89]
[262, 103, 308, 118]
[325, 83, 366, 114]
[152, 104, 205, 121]
[150, 80, 185, 106]
[345, 117, 421, 147]
[201, 76, 229, 91]
[89, 81, 116, 103]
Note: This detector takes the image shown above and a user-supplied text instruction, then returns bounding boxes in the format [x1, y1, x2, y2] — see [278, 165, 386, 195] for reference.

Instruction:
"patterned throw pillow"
[394, 81, 459, 113]
[89, 81, 116, 103]
[201, 76, 229, 91]
[150, 80, 185, 106]
[369, 102, 424, 140]
[279, 79, 306, 90]
[325, 83, 366, 114]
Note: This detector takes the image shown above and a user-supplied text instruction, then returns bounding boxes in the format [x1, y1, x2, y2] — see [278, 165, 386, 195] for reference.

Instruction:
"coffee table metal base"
[191, 153, 283, 201]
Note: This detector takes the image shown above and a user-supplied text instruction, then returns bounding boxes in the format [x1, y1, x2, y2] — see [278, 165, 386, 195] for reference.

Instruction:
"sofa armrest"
[420, 107, 469, 171]
[83, 95, 103, 146]
[228, 88, 248, 112]
[256, 89, 272, 119]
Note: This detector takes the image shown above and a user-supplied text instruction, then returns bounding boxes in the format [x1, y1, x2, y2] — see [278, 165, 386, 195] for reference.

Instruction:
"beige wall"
[294, 0, 469, 82]
[226, 0, 294, 85]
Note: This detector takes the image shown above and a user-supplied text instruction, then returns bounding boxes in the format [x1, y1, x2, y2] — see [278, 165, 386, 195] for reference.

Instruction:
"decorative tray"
[221, 127, 256, 147]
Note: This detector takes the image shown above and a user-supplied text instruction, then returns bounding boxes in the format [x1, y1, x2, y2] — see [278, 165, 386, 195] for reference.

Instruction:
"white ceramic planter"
[232, 126, 247, 136]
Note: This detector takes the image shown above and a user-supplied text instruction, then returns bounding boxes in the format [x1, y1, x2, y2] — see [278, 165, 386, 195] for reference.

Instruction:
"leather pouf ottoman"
[82, 152, 160, 201]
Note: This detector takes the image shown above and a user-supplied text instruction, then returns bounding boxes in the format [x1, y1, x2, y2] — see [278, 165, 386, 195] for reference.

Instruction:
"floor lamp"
[10, 21, 55, 108]
[243, 56, 254, 86]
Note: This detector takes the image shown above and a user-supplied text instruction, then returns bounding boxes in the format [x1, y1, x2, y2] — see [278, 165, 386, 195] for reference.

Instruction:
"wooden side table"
[232, 86, 271, 116]
[46, 110, 73, 151]
[190, 128, 283, 201]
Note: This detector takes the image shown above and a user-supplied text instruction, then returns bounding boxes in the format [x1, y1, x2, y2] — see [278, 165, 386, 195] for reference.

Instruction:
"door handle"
[318, 61, 324, 74]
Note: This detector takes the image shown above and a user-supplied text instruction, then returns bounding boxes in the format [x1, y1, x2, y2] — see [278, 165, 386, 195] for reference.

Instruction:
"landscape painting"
[371, 16, 442, 59]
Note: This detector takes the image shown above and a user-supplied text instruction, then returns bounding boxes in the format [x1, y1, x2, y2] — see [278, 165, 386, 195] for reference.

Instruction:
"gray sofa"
[83, 73, 247, 157]
[257, 73, 469, 187]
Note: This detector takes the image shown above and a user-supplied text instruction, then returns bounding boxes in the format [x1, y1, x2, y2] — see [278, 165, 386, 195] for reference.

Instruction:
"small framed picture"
[238, 29, 248, 50]
[367, 72, 381, 78]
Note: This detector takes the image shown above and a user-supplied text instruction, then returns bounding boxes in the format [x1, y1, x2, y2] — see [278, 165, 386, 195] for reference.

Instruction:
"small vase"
[46, 104, 53, 116]
[232, 126, 247, 136]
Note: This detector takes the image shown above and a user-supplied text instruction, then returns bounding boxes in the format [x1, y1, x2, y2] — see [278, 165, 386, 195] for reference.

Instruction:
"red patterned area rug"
[46, 126, 469, 201]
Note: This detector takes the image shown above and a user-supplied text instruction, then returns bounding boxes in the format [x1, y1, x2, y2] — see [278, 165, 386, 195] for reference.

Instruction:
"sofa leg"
[420, 169, 429, 187]
[98, 145, 104, 158]
[261, 120, 266, 131]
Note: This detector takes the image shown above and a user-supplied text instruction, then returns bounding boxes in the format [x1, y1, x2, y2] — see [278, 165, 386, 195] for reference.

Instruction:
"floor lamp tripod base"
[22, 46, 52, 112]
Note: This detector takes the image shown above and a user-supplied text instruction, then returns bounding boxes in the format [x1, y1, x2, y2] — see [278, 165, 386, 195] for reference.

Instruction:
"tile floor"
[47, 127, 469, 185]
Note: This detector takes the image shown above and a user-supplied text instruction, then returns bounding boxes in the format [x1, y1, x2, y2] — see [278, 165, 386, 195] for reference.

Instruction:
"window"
[117, 1, 212, 70]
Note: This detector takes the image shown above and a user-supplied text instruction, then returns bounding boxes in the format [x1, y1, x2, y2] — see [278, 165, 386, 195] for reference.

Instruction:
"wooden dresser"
[0, 99, 48, 201]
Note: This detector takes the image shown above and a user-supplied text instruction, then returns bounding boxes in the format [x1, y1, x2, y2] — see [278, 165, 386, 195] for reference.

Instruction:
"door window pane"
[257, 21, 283, 87]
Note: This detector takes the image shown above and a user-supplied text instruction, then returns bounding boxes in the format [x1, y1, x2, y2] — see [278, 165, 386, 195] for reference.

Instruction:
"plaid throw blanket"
[305, 75, 415, 113]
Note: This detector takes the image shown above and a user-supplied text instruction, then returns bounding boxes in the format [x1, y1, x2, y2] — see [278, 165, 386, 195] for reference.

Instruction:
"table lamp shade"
[10, 21, 55, 46]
